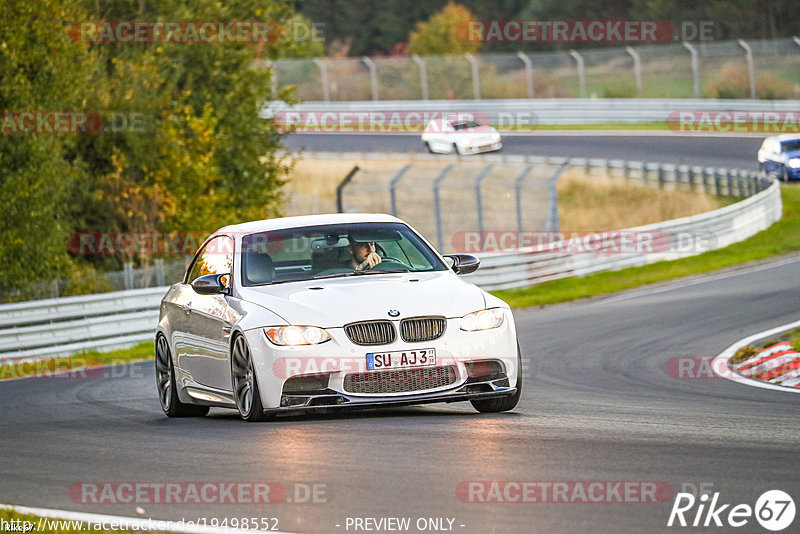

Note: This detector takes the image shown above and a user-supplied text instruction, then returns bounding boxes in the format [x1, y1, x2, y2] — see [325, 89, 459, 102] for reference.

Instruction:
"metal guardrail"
[0, 162, 781, 361]
[0, 287, 166, 360]
[272, 97, 800, 125]
[464, 173, 781, 290]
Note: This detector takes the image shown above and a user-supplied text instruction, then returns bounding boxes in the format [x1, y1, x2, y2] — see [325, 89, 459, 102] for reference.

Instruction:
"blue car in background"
[758, 134, 800, 181]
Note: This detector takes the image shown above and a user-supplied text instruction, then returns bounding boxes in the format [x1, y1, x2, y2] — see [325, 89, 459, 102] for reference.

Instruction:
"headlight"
[265, 326, 331, 346]
[461, 309, 505, 331]
[788, 158, 800, 169]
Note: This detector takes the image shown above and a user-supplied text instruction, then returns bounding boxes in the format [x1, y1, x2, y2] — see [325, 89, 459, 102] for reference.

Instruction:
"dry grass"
[557, 171, 721, 231]
[283, 159, 723, 230]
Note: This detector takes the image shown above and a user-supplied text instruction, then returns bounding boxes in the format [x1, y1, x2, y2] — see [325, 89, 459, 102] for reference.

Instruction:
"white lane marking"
[501, 130, 767, 138]
[0, 503, 297, 534]
[711, 319, 800, 394]
[595, 254, 800, 305]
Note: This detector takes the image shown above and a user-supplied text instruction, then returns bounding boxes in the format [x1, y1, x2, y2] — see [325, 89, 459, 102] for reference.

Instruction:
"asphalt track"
[284, 132, 763, 170]
[1, 133, 798, 534]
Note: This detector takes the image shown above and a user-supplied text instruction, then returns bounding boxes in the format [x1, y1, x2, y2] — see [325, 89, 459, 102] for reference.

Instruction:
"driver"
[348, 238, 382, 271]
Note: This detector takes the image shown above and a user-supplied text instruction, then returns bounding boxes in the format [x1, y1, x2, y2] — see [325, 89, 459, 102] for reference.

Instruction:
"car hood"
[782, 149, 800, 160]
[237, 271, 487, 328]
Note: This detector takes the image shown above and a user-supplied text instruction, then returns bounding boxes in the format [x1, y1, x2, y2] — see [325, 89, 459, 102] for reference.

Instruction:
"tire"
[452, 142, 462, 155]
[230, 334, 272, 422]
[424, 141, 434, 153]
[471, 343, 522, 413]
[155, 335, 209, 417]
[781, 164, 789, 182]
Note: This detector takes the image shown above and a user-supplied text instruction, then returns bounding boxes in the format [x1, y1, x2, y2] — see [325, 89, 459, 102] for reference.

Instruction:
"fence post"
[412, 55, 429, 100]
[625, 46, 642, 96]
[714, 169, 723, 196]
[389, 164, 412, 217]
[569, 50, 586, 98]
[123, 263, 134, 290]
[682, 42, 701, 98]
[657, 164, 665, 190]
[737, 39, 756, 99]
[516, 51, 534, 98]
[336, 165, 360, 213]
[155, 259, 165, 287]
[433, 165, 455, 252]
[465, 53, 481, 100]
[474, 164, 496, 235]
[514, 165, 534, 233]
[362, 56, 379, 101]
[313, 58, 330, 102]
[546, 163, 569, 234]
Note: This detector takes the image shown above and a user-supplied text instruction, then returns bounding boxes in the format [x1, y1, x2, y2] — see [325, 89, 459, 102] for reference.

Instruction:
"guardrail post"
[702, 167, 712, 194]
[474, 164, 496, 235]
[465, 53, 481, 100]
[714, 169, 723, 196]
[625, 46, 642, 97]
[737, 39, 756, 99]
[516, 51, 535, 98]
[514, 165, 534, 232]
[682, 42, 701, 98]
[123, 263, 134, 290]
[569, 50, 586, 98]
[313, 58, 330, 102]
[688, 166, 698, 192]
[657, 164, 665, 190]
[362, 56, 379, 101]
[155, 259, 165, 287]
[50, 280, 59, 299]
[412, 55, 429, 100]
[725, 169, 734, 197]
[433, 165, 455, 251]
[336, 165, 360, 213]
[389, 164, 412, 217]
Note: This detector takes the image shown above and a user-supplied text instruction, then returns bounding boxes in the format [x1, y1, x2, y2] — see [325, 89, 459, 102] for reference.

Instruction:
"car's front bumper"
[269, 379, 516, 415]
[460, 141, 502, 155]
[243, 313, 518, 410]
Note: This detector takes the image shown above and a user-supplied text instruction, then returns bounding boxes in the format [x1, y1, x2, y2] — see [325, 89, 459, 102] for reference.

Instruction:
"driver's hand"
[357, 252, 382, 270]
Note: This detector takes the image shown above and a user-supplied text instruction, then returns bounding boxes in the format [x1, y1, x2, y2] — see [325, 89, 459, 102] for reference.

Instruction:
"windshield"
[780, 140, 800, 152]
[452, 120, 480, 131]
[240, 222, 448, 286]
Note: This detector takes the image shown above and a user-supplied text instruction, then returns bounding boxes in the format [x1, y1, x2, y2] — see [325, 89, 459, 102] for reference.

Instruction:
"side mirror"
[191, 273, 231, 295]
[443, 254, 480, 275]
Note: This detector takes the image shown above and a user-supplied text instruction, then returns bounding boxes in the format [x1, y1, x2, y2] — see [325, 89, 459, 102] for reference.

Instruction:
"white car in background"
[421, 118, 502, 155]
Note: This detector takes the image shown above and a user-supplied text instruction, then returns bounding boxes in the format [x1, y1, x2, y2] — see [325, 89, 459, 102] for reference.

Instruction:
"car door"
[182, 235, 237, 392]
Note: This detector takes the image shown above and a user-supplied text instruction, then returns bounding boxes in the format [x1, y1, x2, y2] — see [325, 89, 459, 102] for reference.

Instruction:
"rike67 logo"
[668, 490, 795, 531]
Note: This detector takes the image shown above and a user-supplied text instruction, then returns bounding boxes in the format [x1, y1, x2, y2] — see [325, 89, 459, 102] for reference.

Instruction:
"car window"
[780, 140, 800, 152]
[453, 121, 480, 131]
[240, 222, 448, 286]
[185, 235, 234, 283]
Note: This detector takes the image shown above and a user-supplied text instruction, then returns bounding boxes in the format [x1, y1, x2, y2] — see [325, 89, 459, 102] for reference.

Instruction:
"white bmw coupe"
[155, 213, 521, 421]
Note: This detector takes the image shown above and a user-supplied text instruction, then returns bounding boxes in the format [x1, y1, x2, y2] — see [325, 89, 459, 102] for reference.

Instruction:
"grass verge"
[0, 506, 153, 533]
[0, 341, 152, 382]
[494, 185, 800, 308]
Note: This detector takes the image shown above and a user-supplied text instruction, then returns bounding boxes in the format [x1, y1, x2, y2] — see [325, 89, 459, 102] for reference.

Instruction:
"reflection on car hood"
[782, 149, 800, 160]
[237, 271, 487, 327]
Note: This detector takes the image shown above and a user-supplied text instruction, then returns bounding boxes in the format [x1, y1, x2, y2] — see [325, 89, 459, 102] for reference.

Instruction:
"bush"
[705, 62, 795, 99]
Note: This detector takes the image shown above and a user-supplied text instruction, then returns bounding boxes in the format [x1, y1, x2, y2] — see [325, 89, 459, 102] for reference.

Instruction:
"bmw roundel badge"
[388, 310, 400, 317]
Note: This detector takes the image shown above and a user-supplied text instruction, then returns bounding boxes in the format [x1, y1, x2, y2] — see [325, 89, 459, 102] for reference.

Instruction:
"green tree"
[0, 0, 96, 295]
[408, 2, 481, 56]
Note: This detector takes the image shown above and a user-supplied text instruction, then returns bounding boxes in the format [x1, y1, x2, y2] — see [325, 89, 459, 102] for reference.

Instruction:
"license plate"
[366, 348, 436, 370]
